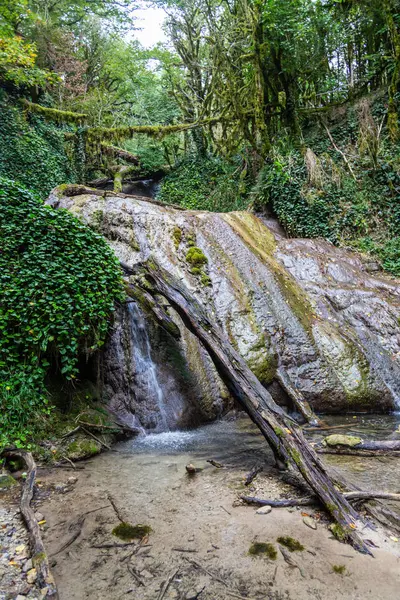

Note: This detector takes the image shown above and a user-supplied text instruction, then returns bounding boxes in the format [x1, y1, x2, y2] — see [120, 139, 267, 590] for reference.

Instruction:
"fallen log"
[129, 261, 371, 554]
[318, 435, 400, 457]
[2, 449, 58, 598]
[241, 491, 400, 507]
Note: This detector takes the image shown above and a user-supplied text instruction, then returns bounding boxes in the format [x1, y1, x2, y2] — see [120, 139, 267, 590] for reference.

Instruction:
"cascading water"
[128, 302, 170, 432]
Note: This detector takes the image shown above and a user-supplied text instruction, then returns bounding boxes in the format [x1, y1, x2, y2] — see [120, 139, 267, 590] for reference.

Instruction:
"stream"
[37, 413, 400, 600]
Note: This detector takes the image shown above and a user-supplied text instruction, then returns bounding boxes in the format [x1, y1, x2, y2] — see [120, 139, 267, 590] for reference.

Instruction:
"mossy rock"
[0, 474, 18, 490]
[66, 437, 102, 460]
[277, 536, 304, 552]
[112, 522, 152, 540]
[248, 542, 277, 559]
[324, 435, 362, 448]
[172, 226, 182, 249]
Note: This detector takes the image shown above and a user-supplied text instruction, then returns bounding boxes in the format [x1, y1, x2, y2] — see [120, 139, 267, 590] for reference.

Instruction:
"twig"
[244, 465, 263, 486]
[61, 456, 76, 469]
[207, 459, 225, 468]
[157, 568, 179, 600]
[81, 426, 111, 450]
[172, 547, 198, 553]
[107, 492, 125, 522]
[322, 121, 357, 181]
[50, 516, 85, 557]
[61, 426, 81, 439]
[92, 542, 138, 549]
[2, 449, 59, 598]
[220, 505, 232, 516]
[127, 565, 145, 587]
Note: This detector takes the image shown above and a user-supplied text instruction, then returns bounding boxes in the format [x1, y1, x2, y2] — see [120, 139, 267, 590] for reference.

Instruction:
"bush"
[157, 154, 250, 212]
[0, 177, 123, 448]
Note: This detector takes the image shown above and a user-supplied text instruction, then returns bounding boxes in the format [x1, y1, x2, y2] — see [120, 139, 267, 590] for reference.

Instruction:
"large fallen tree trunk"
[128, 261, 371, 554]
[276, 367, 321, 427]
[2, 449, 58, 598]
[318, 435, 400, 457]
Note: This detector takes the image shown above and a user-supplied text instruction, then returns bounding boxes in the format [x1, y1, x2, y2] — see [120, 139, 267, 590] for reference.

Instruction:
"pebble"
[256, 505, 272, 515]
[35, 512, 44, 522]
[27, 567, 38, 584]
[67, 476, 78, 485]
[23, 558, 33, 572]
[303, 516, 317, 530]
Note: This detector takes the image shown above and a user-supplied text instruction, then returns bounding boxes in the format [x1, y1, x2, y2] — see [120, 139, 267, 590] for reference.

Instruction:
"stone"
[303, 516, 317, 530]
[256, 506, 272, 515]
[22, 559, 33, 573]
[35, 512, 44, 522]
[67, 476, 78, 485]
[26, 567, 37, 584]
[324, 435, 362, 448]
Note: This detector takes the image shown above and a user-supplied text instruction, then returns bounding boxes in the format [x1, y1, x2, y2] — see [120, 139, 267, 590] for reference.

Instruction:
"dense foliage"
[0, 93, 78, 195]
[158, 155, 250, 211]
[0, 178, 123, 447]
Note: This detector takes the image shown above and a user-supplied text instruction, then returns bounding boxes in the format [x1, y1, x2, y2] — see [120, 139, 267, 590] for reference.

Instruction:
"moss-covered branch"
[21, 99, 88, 124]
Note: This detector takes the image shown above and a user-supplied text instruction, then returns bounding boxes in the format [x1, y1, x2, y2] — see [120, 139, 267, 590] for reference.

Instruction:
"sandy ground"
[19, 440, 400, 600]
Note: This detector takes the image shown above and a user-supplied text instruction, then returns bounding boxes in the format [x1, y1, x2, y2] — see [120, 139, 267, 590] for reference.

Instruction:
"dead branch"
[51, 516, 85, 557]
[244, 465, 263, 486]
[2, 449, 58, 598]
[107, 492, 125, 522]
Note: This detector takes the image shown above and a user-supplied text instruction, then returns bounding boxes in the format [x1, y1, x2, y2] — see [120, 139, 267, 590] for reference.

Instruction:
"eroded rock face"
[49, 188, 400, 427]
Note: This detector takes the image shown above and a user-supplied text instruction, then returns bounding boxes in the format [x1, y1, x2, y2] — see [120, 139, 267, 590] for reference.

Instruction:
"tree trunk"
[129, 261, 371, 554]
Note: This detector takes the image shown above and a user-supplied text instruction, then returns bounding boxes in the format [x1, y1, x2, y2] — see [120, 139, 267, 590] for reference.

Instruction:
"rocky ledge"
[48, 186, 400, 427]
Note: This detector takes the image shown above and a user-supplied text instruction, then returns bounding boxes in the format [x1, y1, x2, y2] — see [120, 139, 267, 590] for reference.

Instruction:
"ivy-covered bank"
[252, 97, 400, 276]
[0, 92, 78, 196]
[0, 178, 123, 449]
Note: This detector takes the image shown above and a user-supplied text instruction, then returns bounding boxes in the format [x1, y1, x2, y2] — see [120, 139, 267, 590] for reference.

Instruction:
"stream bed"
[33, 414, 400, 600]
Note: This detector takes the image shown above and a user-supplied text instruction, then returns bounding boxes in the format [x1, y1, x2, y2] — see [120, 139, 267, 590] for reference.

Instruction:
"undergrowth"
[252, 97, 400, 276]
[157, 154, 251, 212]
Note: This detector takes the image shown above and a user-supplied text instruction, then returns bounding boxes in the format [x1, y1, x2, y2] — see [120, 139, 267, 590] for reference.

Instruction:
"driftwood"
[127, 261, 371, 554]
[244, 465, 263, 486]
[2, 449, 58, 598]
[241, 491, 400, 507]
[318, 439, 400, 457]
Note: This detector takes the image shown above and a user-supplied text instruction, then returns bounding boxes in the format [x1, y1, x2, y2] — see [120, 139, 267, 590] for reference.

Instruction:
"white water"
[128, 302, 170, 432]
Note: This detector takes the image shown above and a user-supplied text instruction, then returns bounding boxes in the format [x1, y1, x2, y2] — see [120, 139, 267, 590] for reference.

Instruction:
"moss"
[190, 266, 202, 275]
[289, 448, 302, 467]
[332, 565, 346, 575]
[248, 352, 278, 385]
[273, 426, 284, 436]
[186, 246, 208, 267]
[172, 226, 182, 249]
[249, 542, 277, 559]
[21, 99, 87, 124]
[112, 522, 152, 540]
[329, 523, 347, 543]
[0, 474, 17, 489]
[66, 438, 101, 460]
[277, 536, 305, 552]
[200, 273, 212, 286]
[32, 552, 46, 567]
[187, 232, 196, 247]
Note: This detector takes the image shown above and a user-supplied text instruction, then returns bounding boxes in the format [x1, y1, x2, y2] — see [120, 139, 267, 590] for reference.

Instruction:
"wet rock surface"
[51, 188, 400, 420]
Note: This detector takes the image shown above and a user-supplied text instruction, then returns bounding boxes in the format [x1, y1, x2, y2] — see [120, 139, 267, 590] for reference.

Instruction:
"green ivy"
[157, 155, 250, 212]
[0, 177, 124, 448]
[0, 93, 78, 196]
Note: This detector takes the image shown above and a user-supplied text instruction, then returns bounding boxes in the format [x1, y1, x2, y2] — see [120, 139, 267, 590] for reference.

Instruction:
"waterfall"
[127, 302, 170, 432]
